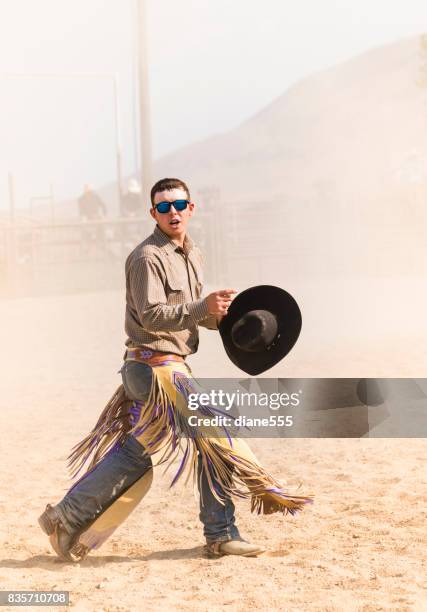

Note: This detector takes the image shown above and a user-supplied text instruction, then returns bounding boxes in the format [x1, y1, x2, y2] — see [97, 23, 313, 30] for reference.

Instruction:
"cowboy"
[39, 178, 311, 562]
[77, 184, 108, 251]
[121, 178, 142, 217]
[78, 184, 107, 221]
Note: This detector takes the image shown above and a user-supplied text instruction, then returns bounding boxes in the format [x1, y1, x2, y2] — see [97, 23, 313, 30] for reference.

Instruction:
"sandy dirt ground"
[0, 286, 426, 611]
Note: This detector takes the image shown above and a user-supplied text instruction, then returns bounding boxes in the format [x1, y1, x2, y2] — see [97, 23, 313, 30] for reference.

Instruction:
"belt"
[125, 347, 185, 367]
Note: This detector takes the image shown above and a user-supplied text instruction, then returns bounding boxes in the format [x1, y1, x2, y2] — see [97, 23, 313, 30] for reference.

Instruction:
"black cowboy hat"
[219, 285, 302, 375]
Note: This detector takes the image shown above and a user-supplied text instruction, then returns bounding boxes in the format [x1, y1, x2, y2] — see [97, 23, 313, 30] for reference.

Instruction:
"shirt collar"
[153, 224, 194, 256]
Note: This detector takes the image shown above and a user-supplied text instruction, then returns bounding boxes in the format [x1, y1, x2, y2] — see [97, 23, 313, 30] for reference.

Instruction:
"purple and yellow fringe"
[68, 363, 313, 516]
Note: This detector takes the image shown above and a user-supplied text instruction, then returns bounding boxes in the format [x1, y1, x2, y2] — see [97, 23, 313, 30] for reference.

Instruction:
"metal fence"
[0, 210, 233, 297]
[1, 198, 368, 297]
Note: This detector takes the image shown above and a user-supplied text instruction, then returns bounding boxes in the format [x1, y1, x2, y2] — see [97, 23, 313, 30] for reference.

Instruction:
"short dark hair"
[150, 178, 190, 206]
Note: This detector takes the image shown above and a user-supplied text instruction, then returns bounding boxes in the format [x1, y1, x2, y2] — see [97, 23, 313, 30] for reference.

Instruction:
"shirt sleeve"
[129, 256, 210, 332]
[198, 314, 219, 330]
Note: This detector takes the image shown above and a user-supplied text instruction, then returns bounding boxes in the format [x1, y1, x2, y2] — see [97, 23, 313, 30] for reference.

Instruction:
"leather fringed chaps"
[68, 362, 313, 517]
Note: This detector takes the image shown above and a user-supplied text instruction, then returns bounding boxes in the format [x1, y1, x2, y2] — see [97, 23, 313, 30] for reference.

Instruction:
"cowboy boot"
[38, 504, 89, 563]
[206, 539, 265, 558]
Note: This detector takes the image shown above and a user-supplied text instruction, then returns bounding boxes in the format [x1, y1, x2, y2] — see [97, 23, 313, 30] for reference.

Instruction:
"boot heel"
[38, 505, 56, 535]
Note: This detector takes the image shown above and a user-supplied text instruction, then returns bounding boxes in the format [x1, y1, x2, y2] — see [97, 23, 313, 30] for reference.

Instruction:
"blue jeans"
[56, 361, 240, 544]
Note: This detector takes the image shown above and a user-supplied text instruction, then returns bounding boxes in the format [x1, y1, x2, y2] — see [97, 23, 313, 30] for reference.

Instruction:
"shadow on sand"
[0, 546, 207, 569]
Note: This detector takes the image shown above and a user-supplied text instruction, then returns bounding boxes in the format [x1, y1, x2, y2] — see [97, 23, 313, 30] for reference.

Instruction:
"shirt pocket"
[165, 274, 186, 305]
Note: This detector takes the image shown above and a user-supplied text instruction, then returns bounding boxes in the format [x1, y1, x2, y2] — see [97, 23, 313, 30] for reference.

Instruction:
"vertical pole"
[136, 0, 153, 209]
[49, 182, 55, 224]
[113, 75, 123, 216]
[7, 172, 16, 292]
[131, 0, 140, 178]
[8, 172, 15, 225]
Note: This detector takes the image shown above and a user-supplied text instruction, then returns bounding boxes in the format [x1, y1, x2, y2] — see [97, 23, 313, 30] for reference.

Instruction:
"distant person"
[78, 184, 107, 221]
[78, 184, 107, 250]
[121, 178, 142, 217]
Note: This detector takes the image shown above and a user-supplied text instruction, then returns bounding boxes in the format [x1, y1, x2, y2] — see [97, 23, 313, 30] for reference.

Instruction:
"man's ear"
[149, 207, 156, 220]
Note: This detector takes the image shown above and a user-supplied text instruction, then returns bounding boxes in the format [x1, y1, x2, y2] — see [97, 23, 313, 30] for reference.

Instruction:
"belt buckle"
[140, 349, 154, 359]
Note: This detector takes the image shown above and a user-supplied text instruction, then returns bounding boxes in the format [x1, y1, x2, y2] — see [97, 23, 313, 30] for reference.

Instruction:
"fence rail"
[1, 200, 402, 297]
[0, 213, 232, 296]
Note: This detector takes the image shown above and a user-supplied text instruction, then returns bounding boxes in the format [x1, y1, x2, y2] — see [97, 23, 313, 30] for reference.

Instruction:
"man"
[39, 177, 268, 561]
[78, 184, 107, 221]
[78, 184, 108, 252]
[121, 178, 142, 217]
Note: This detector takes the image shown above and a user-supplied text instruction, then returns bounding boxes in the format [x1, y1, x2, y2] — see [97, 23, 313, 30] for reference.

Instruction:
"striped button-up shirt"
[125, 224, 218, 355]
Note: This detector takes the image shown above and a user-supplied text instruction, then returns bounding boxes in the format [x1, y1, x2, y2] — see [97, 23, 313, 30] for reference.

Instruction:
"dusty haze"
[0, 35, 426, 612]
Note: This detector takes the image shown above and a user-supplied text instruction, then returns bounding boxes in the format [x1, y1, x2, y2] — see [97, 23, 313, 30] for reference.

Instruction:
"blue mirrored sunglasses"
[153, 199, 189, 214]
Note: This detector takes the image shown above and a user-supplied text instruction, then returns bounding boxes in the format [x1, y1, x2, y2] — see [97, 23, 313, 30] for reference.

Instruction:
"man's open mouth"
[169, 219, 180, 226]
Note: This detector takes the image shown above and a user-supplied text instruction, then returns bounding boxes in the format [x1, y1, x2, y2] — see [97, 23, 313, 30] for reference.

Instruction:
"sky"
[1, 0, 427, 212]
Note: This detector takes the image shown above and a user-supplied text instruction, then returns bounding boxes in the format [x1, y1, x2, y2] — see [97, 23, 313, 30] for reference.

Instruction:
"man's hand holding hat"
[206, 288, 237, 318]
